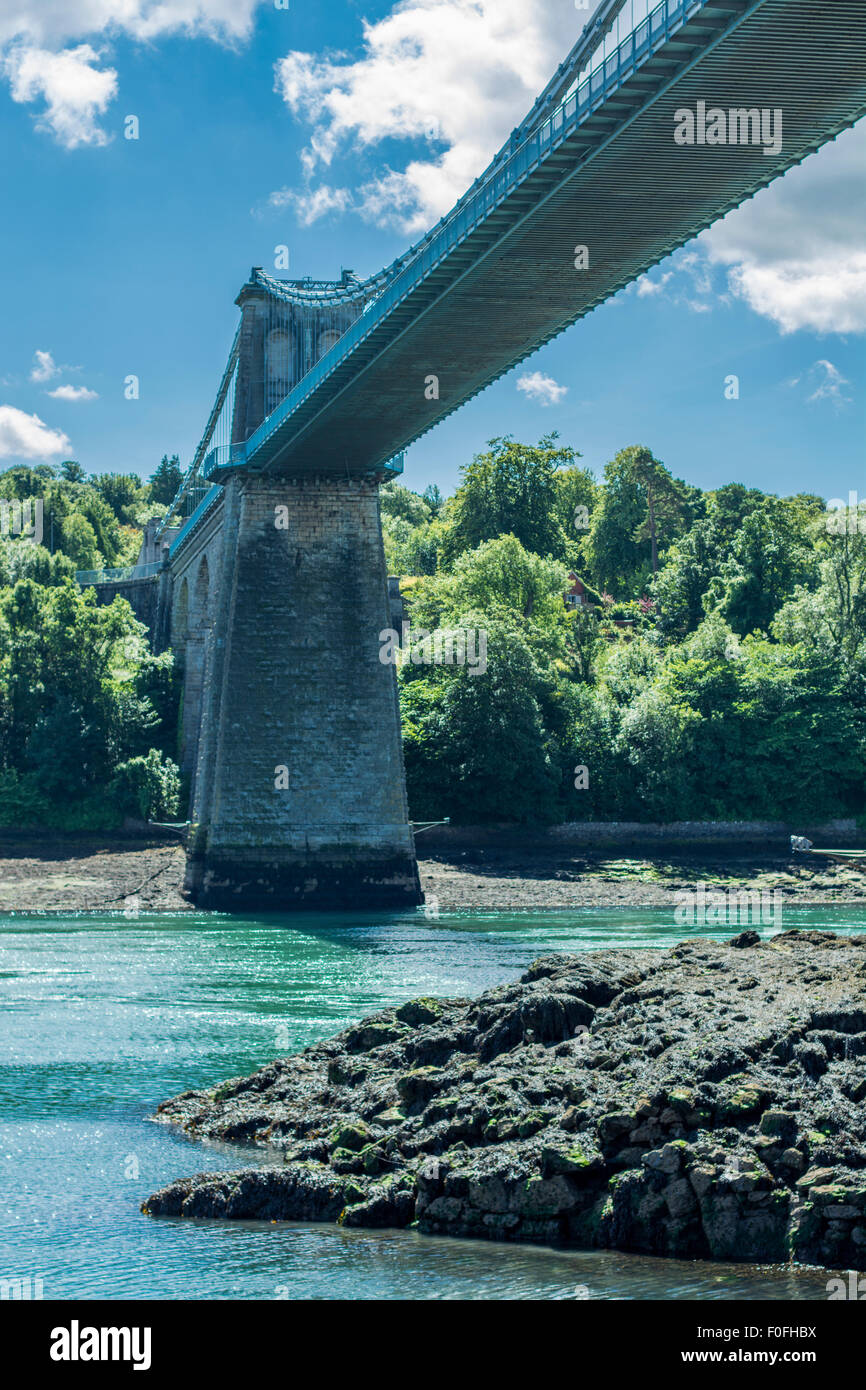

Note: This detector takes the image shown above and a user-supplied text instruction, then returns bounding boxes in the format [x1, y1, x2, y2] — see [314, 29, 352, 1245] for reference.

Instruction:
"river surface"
[1, 904, 863, 1300]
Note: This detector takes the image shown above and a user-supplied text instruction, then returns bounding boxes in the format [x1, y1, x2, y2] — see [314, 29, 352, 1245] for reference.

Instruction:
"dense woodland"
[385, 437, 866, 826]
[0, 439, 863, 830]
[0, 458, 183, 828]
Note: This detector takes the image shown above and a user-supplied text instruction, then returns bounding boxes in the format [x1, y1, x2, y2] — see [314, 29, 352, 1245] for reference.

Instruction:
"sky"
[0, 0, 864, 504]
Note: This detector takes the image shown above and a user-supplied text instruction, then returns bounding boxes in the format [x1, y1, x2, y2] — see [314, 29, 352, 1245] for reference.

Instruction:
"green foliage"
[149, 454, 184, 506]
[0, 465, 124, 569]
[59, 512, 100, 569]
[410, 535, 571, 648]
[0, 454, 186, 831]
[111, 748, 181, 821]
[2, 431, 863, 834]
[0, 769, 123, 830]
[401, 617, 563, 823]
[717, 499, 819, 635]
[385, 441, 865, 826]
[0, 539, 73, 588]
[92, 472, 145, 525]
[583, 446, 692, 593]
[443, 434, 579, 564]
[380, 481, 434, 527]
[0, 575, 181, 830]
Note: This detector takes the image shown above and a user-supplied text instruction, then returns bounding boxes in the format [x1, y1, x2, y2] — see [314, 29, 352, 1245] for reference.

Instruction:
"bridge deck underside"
[241, 0, 866, 477]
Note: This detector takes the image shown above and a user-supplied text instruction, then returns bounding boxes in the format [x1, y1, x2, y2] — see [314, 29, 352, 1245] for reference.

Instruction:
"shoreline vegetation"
[1, 836, 865, 913]
[1, 439, 864, 840]
[142, 930, 866, 1271]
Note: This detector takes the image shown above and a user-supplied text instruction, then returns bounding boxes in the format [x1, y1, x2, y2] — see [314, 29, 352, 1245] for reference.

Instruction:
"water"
[1, 904, 863, 1301]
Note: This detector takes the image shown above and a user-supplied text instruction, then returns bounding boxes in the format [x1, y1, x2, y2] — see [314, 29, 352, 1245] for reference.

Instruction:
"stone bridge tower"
[181, 270, 422, 910]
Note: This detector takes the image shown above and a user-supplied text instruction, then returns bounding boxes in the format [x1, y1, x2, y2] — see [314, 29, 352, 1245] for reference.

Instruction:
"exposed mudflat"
[419, 849, 866, 910]
[0, 838, 863, 913]
[144, 931, 866, 1270]
[0, 838, 189, 913]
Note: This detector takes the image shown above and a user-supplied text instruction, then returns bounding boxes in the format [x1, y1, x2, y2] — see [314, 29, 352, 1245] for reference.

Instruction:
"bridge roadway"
[203, 0, 866, 484]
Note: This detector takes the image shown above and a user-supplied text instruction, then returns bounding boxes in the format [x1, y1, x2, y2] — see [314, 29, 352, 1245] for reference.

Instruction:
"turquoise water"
[1, 904, 863, 1300]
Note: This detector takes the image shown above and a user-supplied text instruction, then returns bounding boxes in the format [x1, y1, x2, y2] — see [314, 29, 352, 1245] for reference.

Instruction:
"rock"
[779, 1147, 806, 1174]
[729, 931, 761, 949]
[643, 1143, 684, 1175]
[345, 1018, 408, 1052]
[759, 1109, 797, 1140]
[329, 1121, 372, 1152]
[540, 1142, 602, 1177]
[396, 1067, 442, 1109]
[143, 931, 866, 1270]
[396, 997, 446, 1027]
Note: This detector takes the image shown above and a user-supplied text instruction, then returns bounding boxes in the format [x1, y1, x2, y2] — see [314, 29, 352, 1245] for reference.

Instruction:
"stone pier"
[184, 472, 421, 910]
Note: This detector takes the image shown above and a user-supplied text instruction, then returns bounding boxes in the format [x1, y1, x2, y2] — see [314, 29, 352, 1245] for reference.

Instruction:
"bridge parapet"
[76, 560, 163, 585]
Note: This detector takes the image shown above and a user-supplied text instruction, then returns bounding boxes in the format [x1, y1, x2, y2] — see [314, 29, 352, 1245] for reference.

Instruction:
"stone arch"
[174, 576, 189, 642]
[194, 554, 210, 626]
[266, 326, 295, 408]
[317, 327, 343, 361]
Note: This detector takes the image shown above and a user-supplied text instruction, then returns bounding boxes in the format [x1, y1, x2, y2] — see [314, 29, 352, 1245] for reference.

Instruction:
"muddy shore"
[0, 836, 864, 913]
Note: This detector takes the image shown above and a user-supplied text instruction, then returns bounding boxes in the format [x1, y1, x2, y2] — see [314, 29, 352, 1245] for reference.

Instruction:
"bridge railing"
[76, 561, 164, 586]
[168, 485, 224, 558]
[200, 443, 248, 480]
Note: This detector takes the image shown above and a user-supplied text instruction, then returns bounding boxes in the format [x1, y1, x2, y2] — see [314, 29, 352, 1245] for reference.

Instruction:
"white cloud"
[47, 384, 99, 401]
[788, 360, 853, 407]
[636, 271, 674, 297]
[0, 2, 262, 47]
[30, 349, 59, 383]
[3, 42, 117, 147]
[517, 371, 567, 406]
[0, 2, 264, 147]
[273, 0, 579, 234]
[0, 405, 71, 459]
[267, 183, 353, 226]
[700, 123, 866, 335]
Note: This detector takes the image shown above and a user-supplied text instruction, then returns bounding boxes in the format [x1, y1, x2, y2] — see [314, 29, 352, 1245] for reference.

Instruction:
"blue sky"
[0, 0, 863, 503]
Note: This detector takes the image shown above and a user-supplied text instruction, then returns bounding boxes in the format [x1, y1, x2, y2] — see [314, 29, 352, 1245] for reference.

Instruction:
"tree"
[409, 534, 573, 664]
[0, 578, 181, 828]
[718, 500, 818, 635]
[400, 619, 562, 822]
[382, 513, 448, 576]
[112, 748, 180, 820]
[584, 447, 693, 593]
[444, 434, 578, 563]
[0, 467, 122, 567]
[422, 483, 444, 516]
[149, 455, 184, 506]
[59, 513, 99, 570]
[60, 460, 86, 483]
[629, 447, 692, 574]
[652, 521, 717, 639]
[662, 624, 865, 819]
[583, 448, 650, 594]
[0, 538, 73, 589]
[553, 464, 598, 569]
[93, 472, 143, 524]
[773, 525, 866, 681]
[380, 481, 434, 527]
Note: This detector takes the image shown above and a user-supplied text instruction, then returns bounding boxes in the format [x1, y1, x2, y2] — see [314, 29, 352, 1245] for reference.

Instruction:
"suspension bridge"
[83, 0, 866, 908]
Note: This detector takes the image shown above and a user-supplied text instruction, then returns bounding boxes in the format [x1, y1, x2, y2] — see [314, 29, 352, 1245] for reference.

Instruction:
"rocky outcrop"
[143, 931, 866, 1268]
